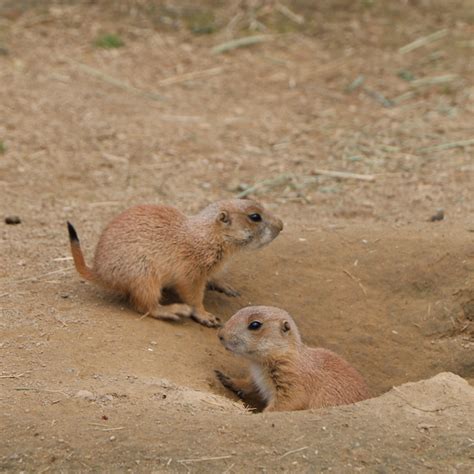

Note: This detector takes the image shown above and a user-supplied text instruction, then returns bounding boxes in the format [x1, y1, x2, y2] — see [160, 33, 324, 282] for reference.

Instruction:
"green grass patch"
[183, 8, 216, 34]
[0, 141, 6, 154]
[94, 34, 124, 49]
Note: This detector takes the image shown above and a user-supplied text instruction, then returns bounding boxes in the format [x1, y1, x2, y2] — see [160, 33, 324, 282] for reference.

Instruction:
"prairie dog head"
[199, 199, 283, 250]
[218, 306, 302, 361]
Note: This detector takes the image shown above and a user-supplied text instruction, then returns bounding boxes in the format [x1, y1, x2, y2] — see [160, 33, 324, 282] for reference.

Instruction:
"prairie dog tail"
[67, 222, 95, 281]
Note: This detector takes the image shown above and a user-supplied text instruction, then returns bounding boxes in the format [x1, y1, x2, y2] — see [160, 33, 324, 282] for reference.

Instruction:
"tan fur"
[67, 200, 283, 327]
[70, 240, 95, 281]
[216, 306, 370, 411]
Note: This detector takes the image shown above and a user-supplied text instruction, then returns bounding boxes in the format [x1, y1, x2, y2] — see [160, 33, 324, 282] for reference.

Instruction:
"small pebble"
[5, 215, 21, 225]
[75, 390, 95, 401]
[109, 436, 116, 441]
[429, 209, 444, 222]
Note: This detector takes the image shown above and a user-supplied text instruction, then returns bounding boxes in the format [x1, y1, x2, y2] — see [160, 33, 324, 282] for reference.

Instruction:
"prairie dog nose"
[276, 219, 284, 232]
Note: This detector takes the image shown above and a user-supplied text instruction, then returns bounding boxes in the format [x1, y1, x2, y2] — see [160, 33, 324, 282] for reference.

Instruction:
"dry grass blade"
[66, 59, 166, 101]
[312, 169, 375, 182]
[363, 87, 393, 108]
[222, 463, 235, 474]
[418, 138, 474, 153]
[212, 35, 271, 54]
[391, 91, 417, 105]
[391, 386, 462, 413]
[399, 29, 448, 54]
[275, 3, 305, 24]
[3, 268, 72, 286]
[0, 373, 25, 379]
[346, 75, 365, 92]
[14, 387, 69, 396]
[91, 426, 125, 432]
[279, 446, 309, 459]
[157, 67, 225, 86]
[410, 74, 458, 88]
[343, 269, 368, 296]
[178, 455, 233, 463]
[236, 173, 293, 198]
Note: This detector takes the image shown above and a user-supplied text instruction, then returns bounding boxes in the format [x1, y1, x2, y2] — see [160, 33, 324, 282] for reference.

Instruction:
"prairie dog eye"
[248, 320, 262, 330]
[248, 213, 262, 222]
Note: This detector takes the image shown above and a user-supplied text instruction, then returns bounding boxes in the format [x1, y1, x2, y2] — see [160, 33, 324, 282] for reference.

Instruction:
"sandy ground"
[1, 1, 473, 472]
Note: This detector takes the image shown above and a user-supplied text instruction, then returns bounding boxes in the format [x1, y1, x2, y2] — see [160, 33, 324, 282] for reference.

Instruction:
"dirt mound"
[2, 371, 474, 472]
[1, 223, 474, 471]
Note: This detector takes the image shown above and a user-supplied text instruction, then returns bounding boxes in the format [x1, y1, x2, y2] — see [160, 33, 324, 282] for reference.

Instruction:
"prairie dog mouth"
[222, 340, 237, 353]
[221, 338, 245, 355]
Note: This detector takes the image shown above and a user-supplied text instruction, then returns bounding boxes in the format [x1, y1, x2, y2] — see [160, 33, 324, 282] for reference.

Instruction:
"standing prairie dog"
[67, 200, 283, 328]
[216, 306, 370, 411]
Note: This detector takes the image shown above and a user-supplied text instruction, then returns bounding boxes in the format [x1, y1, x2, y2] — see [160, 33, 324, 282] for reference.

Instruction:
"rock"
[75, 390, 95, 401]
[5, 216, 21, 225]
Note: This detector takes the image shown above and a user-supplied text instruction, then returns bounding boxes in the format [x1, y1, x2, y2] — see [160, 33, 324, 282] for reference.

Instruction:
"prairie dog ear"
[281, 320, 291, 333]
[218, 210, 231, 225]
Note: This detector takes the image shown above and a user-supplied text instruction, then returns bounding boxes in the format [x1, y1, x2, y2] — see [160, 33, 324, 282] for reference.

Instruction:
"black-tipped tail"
[67, 221, 95, 281]
[67, 221, 79, 243]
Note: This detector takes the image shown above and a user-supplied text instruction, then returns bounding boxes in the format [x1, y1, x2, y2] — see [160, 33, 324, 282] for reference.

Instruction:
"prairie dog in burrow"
[67, 200, 283, 328]
[216, 306, 370, 411]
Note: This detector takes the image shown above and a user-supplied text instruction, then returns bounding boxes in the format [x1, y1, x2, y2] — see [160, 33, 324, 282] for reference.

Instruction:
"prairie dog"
[67, 200, 283, 328]
[216, 306, 370, 411]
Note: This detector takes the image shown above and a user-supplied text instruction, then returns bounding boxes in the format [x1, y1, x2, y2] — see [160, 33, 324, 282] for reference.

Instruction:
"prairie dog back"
[68, 200, 283, 327]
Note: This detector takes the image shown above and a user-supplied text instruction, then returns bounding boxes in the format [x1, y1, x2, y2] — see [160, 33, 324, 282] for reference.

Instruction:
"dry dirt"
[1, 1, 473, 472]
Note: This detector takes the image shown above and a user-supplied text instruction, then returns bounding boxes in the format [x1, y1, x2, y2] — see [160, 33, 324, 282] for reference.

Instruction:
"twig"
[343, 269, 367, 296]
[139, 311, 150, 321]
[236, 173, 293, 198]
[418, 138, 474, 153]
[312, 169, 375, 182]
[399, 29, 448, 54]
[157, 67, 224, 86]
[279, 446, 308, 459]
[0, 373, 25, 379]
[66, 59, 166, 101]
[178, 455, 233, 463]
[212, 35, 271, 54]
